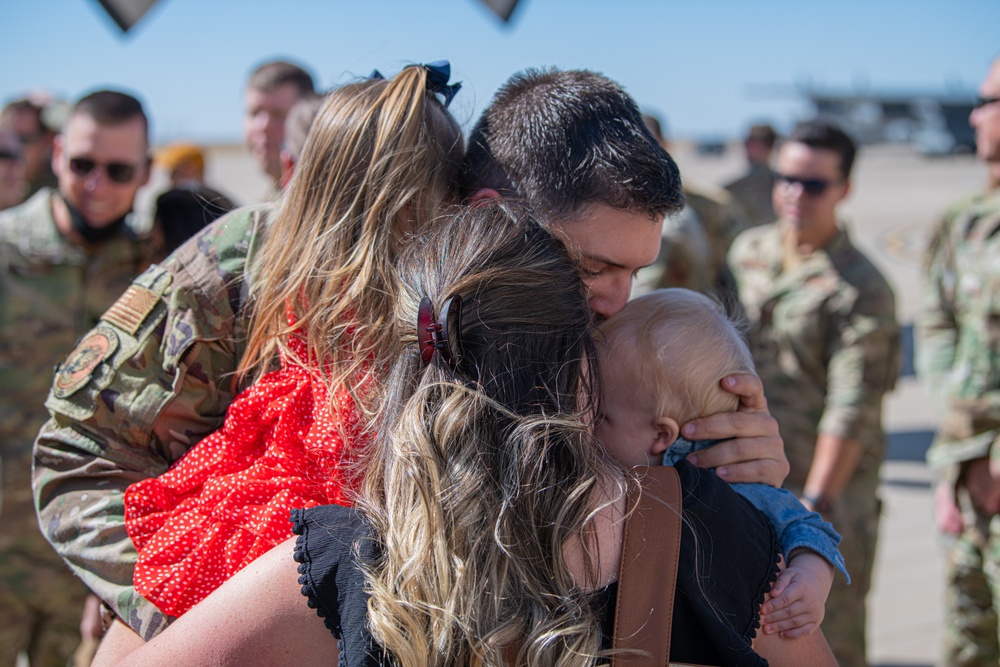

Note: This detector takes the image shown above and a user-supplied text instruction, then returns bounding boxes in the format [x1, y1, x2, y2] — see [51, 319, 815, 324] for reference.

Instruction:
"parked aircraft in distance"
[751, 82, 977, 155]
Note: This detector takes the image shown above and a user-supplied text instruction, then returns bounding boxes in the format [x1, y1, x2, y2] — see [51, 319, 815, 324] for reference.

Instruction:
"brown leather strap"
[611, 465, 683, 667]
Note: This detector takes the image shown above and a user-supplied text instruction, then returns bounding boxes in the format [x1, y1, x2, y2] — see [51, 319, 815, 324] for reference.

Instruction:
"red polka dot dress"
[124, 331, 370, 618]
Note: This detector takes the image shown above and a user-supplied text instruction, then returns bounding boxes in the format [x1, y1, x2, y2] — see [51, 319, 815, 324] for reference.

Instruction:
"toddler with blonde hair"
[597, 288, 848, 638]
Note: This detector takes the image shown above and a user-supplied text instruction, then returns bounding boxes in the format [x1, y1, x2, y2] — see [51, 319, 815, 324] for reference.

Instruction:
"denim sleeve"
[732, 483, 850, 583]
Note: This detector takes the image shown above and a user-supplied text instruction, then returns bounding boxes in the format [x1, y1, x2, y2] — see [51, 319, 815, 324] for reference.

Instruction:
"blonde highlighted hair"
[357, 201, 621, 666]
[598, 288, 755, 424]
[238, 65, 465, 419]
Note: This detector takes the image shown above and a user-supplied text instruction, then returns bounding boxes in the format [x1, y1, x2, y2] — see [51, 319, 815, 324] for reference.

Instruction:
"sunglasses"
[974, 95, 1000, 110]
[68, 157, 139, 184]
[773, 171, 841, 197]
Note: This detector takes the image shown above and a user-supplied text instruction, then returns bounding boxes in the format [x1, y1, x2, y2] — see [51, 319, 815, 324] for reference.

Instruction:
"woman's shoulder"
[291, 505, 377, 642]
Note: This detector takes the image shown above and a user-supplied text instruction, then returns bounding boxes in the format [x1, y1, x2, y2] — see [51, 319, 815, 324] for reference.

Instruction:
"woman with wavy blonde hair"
[120, 62, 465, 619]
[98, 201, 834, 666]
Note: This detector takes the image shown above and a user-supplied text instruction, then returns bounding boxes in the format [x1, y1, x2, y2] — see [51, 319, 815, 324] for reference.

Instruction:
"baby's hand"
[759, 551, 833, 639]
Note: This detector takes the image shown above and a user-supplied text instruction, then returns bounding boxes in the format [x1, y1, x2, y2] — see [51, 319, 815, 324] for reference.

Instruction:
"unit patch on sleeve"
[101, 284, 161, 335]
[53, 325, 119, 399]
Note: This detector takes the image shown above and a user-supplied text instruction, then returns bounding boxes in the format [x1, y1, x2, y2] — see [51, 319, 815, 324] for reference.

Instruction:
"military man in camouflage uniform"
[729, 121, 900, 667]
[34, 203, 271, 640]
[1, 90, 150, 666]
[725, 123, 778, 228]
[34, 67, 791, 643]
[639, 113, 749, 305]
[918, 55, 1000, 667]
[0, 96, 60, 200]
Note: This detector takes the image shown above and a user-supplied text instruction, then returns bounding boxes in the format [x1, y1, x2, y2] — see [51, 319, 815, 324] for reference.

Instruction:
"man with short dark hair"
[919, 55, 1000, 667]
[463, 69, 684, 320]
[0, 88, 150, 667]
[729, 120, 900, 667]
[725, 123, 779, 228]
[244, 59, 315, 185]
[462, 67, 788, 480]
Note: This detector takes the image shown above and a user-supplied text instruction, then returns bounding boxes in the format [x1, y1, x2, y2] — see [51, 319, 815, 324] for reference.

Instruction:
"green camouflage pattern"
[0, 187, 147, 666]
[683, 182, 748, 283]
[33, 203, 273, 640]
[919, 188, 1000, 470]
[729, 221, 900, 667]
[942, 500, 1000, 667]
[632, 206, 714, 296]
[918, 188, 1000, 666]
[724, 162, 776, 229]
[633, 183, 748, 300]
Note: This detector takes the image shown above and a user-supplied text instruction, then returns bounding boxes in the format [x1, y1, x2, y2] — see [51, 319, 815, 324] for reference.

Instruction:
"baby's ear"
[651, 416, 680, 457]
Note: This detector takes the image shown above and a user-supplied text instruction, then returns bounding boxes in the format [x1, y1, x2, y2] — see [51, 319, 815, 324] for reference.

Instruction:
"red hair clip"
[418, 295, 463, 366]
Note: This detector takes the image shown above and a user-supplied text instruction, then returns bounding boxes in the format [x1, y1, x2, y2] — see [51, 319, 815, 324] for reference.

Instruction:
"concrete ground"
[189, 141, 989, 667]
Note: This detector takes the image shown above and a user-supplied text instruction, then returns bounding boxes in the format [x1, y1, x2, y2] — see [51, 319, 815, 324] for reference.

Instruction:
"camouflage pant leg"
[1, 416, 89, 666]
[942, 508, 1000, 667]
[0, 554, 89, 667]
[821, 497, 881, 667]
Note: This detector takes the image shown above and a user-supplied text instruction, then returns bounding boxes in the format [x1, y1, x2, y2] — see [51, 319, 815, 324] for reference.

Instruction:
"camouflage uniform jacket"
[632, 206, 714, 297]
[728, 222, 900, 493]
[918, 188, 1000, 474]
[683, 181, 749, 280]
[725, 162, 776, 229]
[1, 187, 146, 598]
[33, 203, 273, 639]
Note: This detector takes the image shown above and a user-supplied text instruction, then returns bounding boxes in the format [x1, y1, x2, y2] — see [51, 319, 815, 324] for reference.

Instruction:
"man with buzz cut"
[33, 67, 789, 643]
[244, 59, 315, 187]
[460, 67, 787, 479]
[729, 120, 900, 667]
[1, 89, 150, 667]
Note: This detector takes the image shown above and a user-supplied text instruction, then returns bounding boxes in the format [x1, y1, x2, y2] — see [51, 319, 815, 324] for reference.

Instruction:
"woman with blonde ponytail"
[119, 62, 465, 619]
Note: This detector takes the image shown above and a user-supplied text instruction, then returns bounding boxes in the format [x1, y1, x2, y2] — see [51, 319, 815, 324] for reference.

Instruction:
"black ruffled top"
[292, 459, 779, 666]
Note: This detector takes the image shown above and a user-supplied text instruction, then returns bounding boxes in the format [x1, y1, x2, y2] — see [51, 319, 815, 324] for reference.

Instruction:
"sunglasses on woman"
[68, 157, 139, 184]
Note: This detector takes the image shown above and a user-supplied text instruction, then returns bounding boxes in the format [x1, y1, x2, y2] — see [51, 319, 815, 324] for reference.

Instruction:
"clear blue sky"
[2, 0, 997, 143]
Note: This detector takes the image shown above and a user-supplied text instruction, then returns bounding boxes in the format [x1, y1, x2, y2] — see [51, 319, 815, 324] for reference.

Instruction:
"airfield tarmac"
[186, 141, 990, 667]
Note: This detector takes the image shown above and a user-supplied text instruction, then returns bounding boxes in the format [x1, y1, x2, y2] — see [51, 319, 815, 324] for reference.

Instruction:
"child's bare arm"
[759, 550, 834, 639]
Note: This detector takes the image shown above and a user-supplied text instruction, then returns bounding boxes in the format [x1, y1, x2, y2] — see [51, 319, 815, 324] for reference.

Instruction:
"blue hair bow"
[368, 60, 461, 108]
[420, 60, 462, 108]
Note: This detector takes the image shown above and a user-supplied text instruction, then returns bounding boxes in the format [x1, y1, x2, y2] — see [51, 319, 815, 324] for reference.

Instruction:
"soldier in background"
[278, 92, 327, 189]
[244, 59, 315, 189]
[637, 113, 747, 309]
[0, 125, 26, 210]
[919, 55, 1000, 667]
[729, 120, 900, 667]
[0, 89, 151, 667]
[725, 123, 778, 228]
[0, 95, 63, 199]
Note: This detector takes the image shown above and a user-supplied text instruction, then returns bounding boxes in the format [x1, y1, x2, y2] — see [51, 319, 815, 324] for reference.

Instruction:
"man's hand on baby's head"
[722, 373, 768, 411]
[683, 373, 788, 486]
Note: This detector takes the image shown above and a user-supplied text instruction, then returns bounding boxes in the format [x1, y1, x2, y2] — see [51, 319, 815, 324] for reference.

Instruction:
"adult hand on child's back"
[682, 373, 789, 486]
